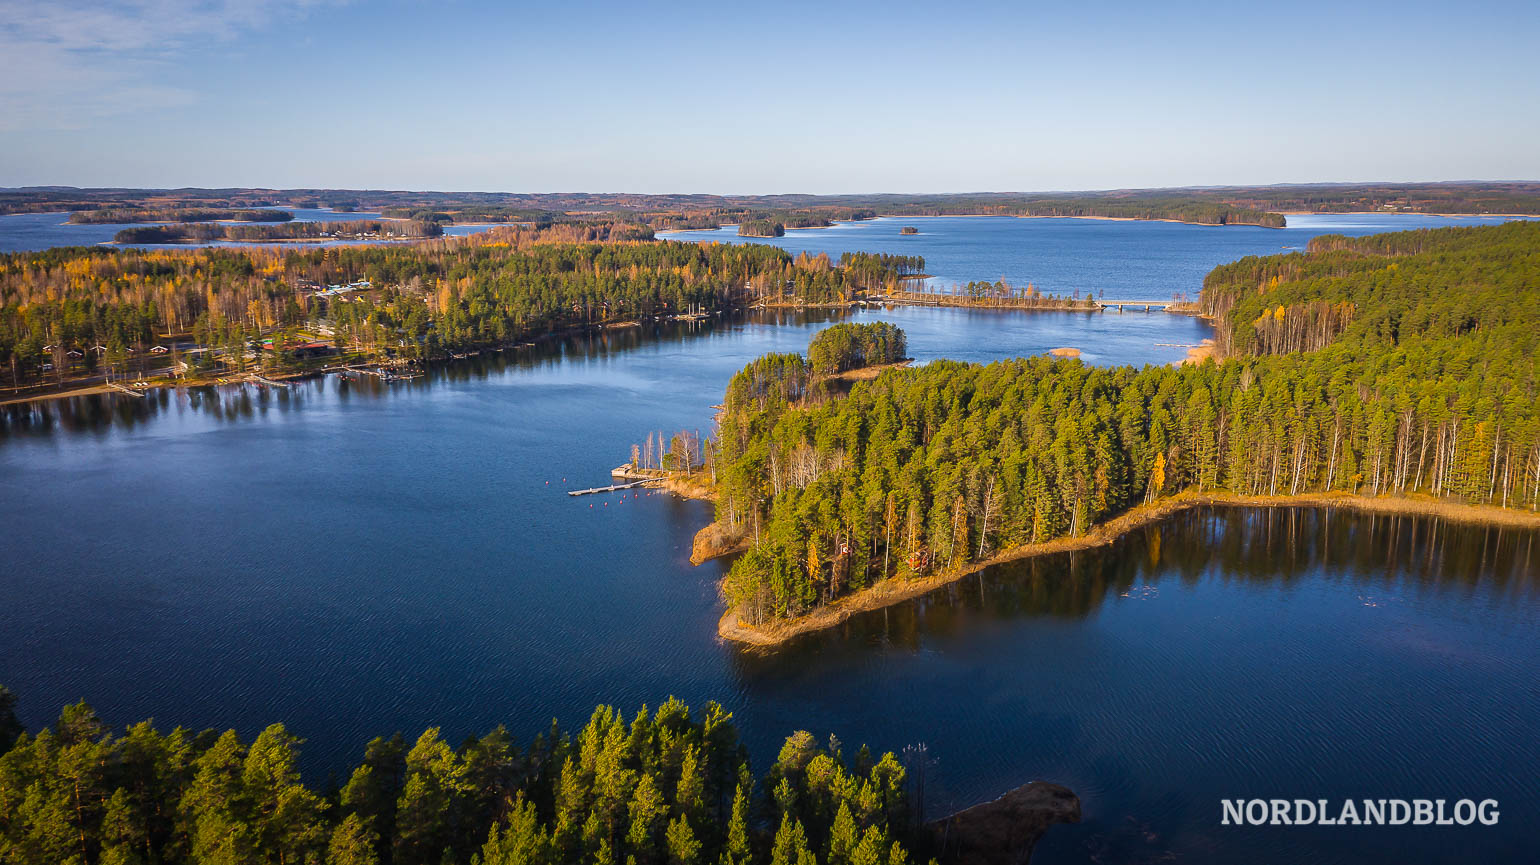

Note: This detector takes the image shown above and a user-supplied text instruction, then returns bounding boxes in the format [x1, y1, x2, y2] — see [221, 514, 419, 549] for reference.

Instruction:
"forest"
[711, 221, 1540, 625]
[0, 685, 921, 865]
[737, 221, 785, 238]
[0, 225, 919, 387]
[68, 209, 294, 225]
[9, 184, 1540, 221]
[806, 323, 907, 377]
[112, 220, 446, 245]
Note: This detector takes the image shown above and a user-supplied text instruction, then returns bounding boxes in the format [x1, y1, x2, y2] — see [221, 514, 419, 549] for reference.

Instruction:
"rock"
[925, 781, 1081, 865]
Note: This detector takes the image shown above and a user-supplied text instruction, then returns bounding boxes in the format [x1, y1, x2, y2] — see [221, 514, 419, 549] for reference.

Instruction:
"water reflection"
[0, 310, 854, 438]
[5, 303, 1197, 440]
[723, 507, 1539, 865]
[736, 507, 1540, 669]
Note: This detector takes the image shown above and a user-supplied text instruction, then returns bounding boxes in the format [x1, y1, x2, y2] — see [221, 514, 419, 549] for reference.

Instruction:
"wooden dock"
[251, 374, 289, 388]
[343, 365, 421, 382]
[567, 478, 663, 496]
[106, 382, 146, 398]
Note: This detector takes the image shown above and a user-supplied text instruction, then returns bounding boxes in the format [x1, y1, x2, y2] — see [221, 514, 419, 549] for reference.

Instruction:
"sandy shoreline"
[715, 489, 1540, 647]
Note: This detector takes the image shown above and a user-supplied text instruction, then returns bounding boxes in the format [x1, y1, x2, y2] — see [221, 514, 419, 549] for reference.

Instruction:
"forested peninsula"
[699, 221, 1540, 640]
[0, 226, 921, 395]
[68, 208, 294, 225]
[112, 219, 445, 245]
[0, 685, 951, 865]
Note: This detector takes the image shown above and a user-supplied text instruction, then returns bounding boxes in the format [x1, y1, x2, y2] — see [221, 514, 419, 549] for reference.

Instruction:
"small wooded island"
[900, 226, 919, 235]
[737, 219, 785, 237]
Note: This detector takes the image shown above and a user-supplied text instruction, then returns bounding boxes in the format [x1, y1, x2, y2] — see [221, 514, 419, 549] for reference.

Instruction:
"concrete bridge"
[1095, 299, 1177, 312]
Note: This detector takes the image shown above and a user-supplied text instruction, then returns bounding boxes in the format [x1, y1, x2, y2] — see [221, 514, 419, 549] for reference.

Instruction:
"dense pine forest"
[0, 227, 920, 388]
[712, 222, 1540, 625]
[0, 686, 920, 865]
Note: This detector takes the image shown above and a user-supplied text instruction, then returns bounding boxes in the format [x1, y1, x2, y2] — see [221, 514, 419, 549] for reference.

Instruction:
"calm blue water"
[0, 208, 496, 252]
[663, 213, 1531, 297]
[3, 214, 1538, 864]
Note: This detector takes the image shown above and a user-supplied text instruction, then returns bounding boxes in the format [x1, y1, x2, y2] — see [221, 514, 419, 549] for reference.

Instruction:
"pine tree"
[327, 813, 379, 865]
[849, 826, 888, 865]
[626, 773, 668, 857]
[480, 795, 550, 865]
[0, 685, 22, 754]
[826, 802, 857, 865]
[244, 723, 328, 865]
[719, 786, 751, 865]
[664, 815, 700, 865]
[180, 730, 255, 865]
[770, 814, 812, 865]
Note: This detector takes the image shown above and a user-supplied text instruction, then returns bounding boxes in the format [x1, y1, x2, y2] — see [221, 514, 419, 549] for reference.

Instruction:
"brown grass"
[821, 359, 913, 382]
[691, 520, 749, 566]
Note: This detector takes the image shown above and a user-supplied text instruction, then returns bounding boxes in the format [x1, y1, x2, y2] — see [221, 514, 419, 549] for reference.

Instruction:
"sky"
[1, 0, 1537, 193]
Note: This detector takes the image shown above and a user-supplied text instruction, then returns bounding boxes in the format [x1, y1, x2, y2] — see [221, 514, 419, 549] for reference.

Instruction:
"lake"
[0, 207, 498, 253]
[2, 213, 1536, 864]
[661, 212, 1531, 296]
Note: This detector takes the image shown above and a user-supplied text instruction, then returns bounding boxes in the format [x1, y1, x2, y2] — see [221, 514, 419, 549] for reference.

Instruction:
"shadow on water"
[0, 309, 856, 439]
[727, 507, 1540, 865]
[734, 507, 1539, 672]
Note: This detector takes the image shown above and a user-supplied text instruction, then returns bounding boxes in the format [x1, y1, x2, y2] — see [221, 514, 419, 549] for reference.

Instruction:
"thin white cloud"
[0, 0, 340, 131]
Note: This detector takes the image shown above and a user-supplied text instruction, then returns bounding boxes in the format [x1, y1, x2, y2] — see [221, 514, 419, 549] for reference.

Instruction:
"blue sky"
[2, 0, 1537, 192]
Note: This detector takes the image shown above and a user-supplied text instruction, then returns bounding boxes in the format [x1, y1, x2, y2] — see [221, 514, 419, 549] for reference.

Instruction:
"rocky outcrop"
[925, 781, 1081, 865]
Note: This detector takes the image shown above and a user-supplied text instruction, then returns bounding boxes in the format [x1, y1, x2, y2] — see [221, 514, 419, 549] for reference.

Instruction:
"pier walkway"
[567, 478, 664, 496]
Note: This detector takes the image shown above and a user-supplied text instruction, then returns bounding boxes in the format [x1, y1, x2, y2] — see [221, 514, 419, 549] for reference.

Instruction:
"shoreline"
[713, 489, 1540, 647]
[656, 211, 1538, 239]
[1275, 209, 1539, 218]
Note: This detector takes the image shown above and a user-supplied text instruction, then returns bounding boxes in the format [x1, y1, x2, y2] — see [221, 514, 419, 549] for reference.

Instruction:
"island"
[900, 226, 919, 235]
[737, 219, 785, 238]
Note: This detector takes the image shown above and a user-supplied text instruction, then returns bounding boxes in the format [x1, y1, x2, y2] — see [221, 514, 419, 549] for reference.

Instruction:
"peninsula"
[680, 221, 1540, 644]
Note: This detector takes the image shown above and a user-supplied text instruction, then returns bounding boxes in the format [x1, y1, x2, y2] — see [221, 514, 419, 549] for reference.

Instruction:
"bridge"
[1095, 299, 1179, 312]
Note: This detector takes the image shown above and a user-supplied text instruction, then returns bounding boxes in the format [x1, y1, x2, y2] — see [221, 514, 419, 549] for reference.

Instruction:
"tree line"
[0, 685, 922, 865]
[112, 220, 446, 245]
[0, 226, 919, 386]
[711, 221, 1540, 624]
[13, 185, 1540, 221]
[737, 221, 785, 238]
[69, 209, 294, 225]
[807, 323, 907, 377]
